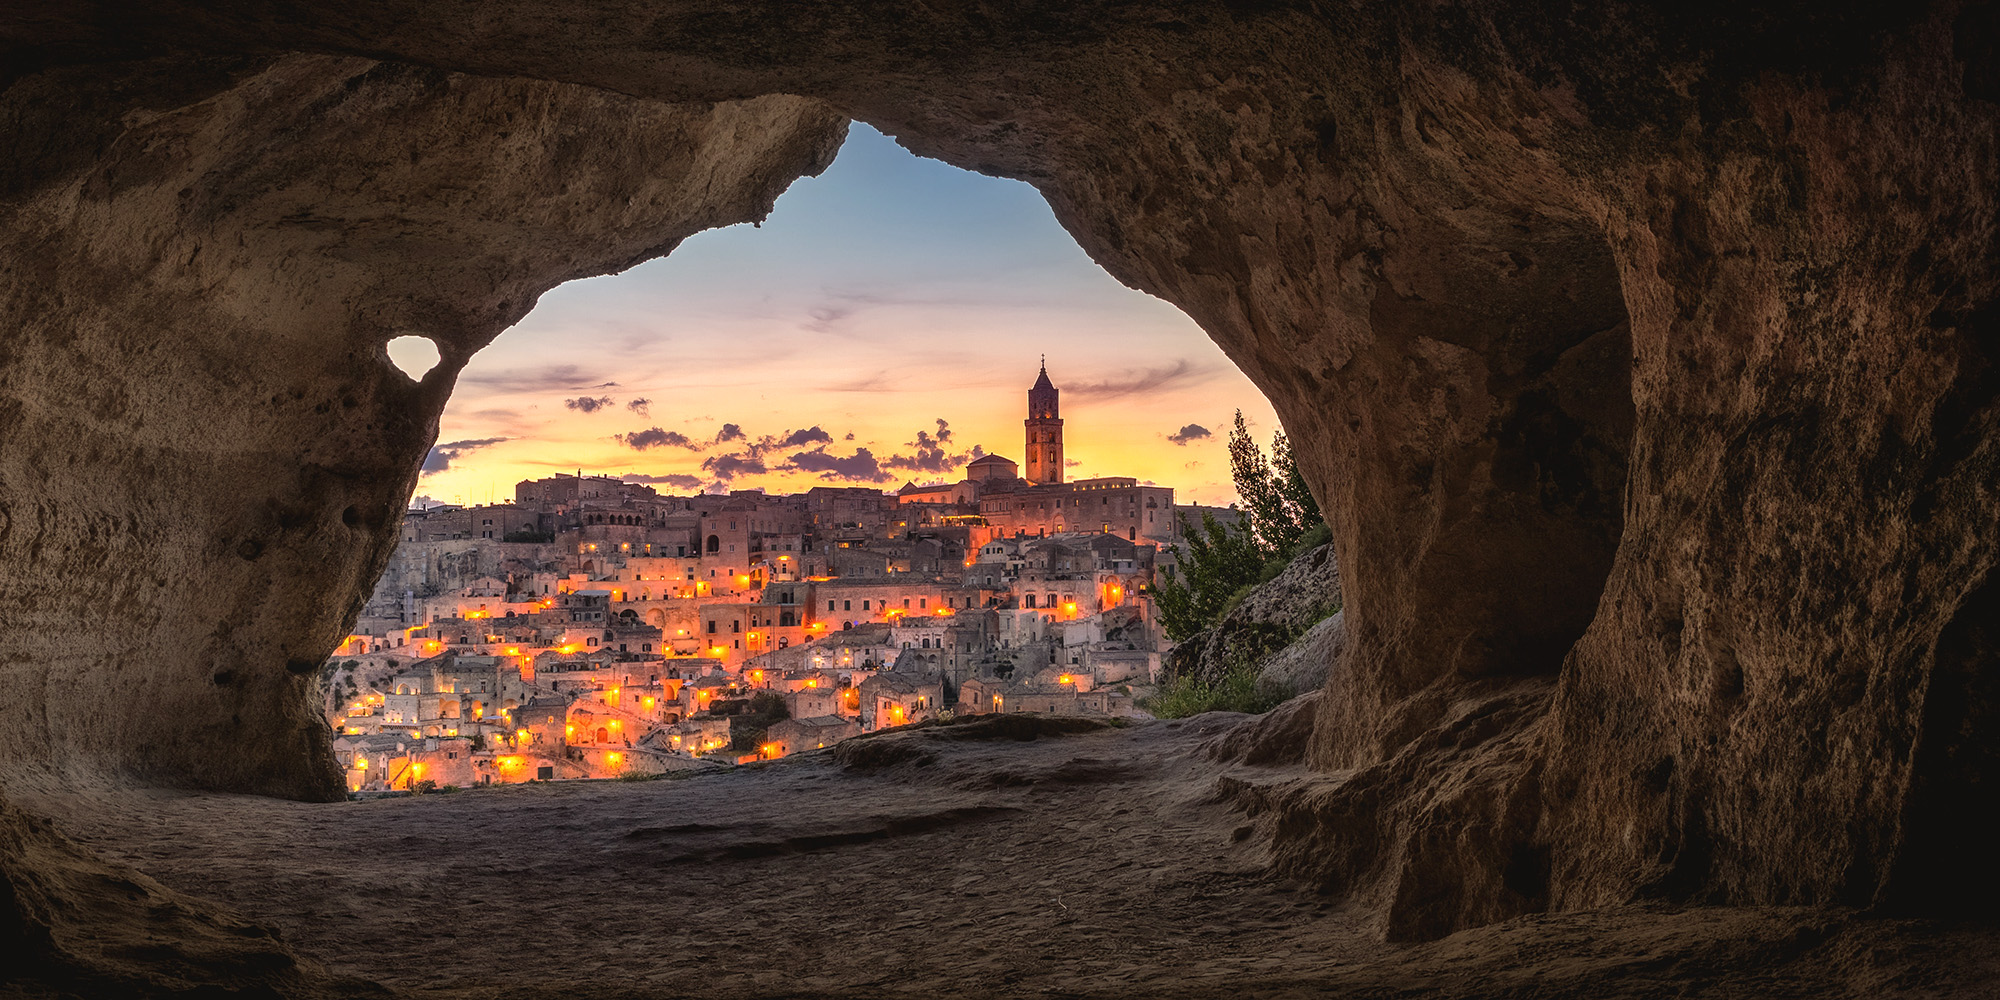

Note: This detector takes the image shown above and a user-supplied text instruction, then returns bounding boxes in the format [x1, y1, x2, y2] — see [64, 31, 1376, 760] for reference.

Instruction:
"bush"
[411, 779, 437, 794]
[1140, 664, 1287, 719]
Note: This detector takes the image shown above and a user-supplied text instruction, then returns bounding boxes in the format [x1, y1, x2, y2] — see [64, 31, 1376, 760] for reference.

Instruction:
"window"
[843, 600, 851, 611]
[829, 600, 837, 611]
[731, 620, 739, 633]
[862, 600, 870, 610]
[903, 598, 911, 609]
[707, 621, 716, 634]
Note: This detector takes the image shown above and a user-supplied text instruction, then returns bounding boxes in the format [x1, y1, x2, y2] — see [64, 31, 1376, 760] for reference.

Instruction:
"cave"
[3, 2, 1997, 996]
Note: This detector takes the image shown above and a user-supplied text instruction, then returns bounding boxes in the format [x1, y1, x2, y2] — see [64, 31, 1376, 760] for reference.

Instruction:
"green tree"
[1153, 511, 1270, 642]
[1227, 410, 1324, 555]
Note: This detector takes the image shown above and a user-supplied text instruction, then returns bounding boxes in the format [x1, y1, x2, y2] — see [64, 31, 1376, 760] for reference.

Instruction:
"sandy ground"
[29, 713, 2000, 999]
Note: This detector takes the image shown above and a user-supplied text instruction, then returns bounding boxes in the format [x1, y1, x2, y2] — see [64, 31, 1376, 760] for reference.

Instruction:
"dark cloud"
[702, 452, 768, 481]
[1065, 360, 1212, 400]
[565, 396, 614, 413]
[626, 398, 651, 416]
[420, 437, 509, 475]
[1166, 423, 1212, 446]
[459, 365, 616, 393]
[782, 447, 893, 483]
[1065, 459, 1084, 467]
[714, 423, 746, 445]
[621, 472, 704, 490]
[617, 427, 699, 451]
[882, 419, 980, 475]
[845, 432, 856, 441]
[776, 426, 833, 448]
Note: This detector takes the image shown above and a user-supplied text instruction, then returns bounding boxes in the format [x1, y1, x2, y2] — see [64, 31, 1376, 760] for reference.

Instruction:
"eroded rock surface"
[1165, 541, 1344, 691]
[30, 716, 2000, 1000]
[1, 0, 1996, 992]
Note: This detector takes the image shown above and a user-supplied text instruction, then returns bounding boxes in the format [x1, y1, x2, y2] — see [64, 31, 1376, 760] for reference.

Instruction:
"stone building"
[764, 716, 862, 758]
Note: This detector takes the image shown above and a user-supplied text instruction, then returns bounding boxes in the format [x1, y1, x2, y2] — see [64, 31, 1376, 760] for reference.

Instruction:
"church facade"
[896, 362, 1175, 544]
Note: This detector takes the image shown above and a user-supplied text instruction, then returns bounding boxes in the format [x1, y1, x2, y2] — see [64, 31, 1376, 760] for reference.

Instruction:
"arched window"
[706, 534, 720, 553]
[596, 727, 609, 744]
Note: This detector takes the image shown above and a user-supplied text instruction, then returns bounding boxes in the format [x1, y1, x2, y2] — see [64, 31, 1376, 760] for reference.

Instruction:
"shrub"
[1140, 663, 1287, 719]
[411, 779, 437, 794]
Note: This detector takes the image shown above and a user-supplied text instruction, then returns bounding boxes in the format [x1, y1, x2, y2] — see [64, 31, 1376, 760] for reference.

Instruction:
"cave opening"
[5, 3, 1995, 993]
[330, 118, 1295, 794]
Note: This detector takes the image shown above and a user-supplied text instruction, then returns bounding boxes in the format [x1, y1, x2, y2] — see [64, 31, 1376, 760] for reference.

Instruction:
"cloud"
[782, 446, 893, 483]
[420, 437, 509, 476]
[804, 304, 856, 334]
[827, 371, 894, 393]
[845, 432, 855, 441]
[714, 423, 746, 445]
[621, 472, 704, 490]
[1166, 423, 1212, 446]
[458, 365, 616, 393]
[565, 396, 614, 413]
[882, 419, 981, 475]
[1065, 459, 1084, 467]
[702, 452, 768, 481]
[617, 427, 699, 451]
[776, 426, 833, 448]
[1065, 360, 1212, 400]
[626, 398, 651, 416]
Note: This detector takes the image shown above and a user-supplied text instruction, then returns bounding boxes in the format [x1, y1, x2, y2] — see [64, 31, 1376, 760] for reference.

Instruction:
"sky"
[406, 123, 1280, 508]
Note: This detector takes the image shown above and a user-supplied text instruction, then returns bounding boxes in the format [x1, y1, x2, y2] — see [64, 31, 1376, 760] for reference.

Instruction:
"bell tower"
[1024, 357, 1064, 485]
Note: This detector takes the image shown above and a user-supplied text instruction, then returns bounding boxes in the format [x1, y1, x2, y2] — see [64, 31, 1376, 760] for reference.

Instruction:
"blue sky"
[417, 123, 1280, 506]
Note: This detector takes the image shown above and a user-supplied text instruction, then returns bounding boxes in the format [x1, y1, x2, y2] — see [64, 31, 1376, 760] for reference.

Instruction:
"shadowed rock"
[0, 0, 1995, 992]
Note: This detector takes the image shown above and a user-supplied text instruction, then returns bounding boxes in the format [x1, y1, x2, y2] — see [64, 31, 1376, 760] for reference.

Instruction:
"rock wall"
[1164, 542, 1343, 690]
[0, 53, 845, 798]
[0, 0, 1994, 979]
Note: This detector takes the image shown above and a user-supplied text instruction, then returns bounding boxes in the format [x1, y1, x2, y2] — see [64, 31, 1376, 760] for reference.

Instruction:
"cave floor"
[32, 714, 2000, 999]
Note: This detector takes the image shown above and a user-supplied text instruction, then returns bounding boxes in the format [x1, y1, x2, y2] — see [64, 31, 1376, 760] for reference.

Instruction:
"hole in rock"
[335, 123, 1300, 785]
[265, 123, 1332, 992]
[385, 334, 442, 381]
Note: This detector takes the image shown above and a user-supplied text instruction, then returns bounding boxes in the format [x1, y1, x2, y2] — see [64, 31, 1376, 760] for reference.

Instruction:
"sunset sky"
[411, 123, 1280, 508]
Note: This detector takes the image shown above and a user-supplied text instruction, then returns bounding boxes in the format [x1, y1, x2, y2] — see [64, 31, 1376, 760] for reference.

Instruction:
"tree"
[1153, 511, 1270, 642]
[1227, 410, 1324, 555]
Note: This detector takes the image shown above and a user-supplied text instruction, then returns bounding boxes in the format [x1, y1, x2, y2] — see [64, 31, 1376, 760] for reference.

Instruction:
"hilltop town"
[327, 365, 1240, 791]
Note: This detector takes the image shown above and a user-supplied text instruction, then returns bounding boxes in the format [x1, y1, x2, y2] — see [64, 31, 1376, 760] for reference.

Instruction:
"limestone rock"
[1258, 611, 1347, 704]
[0, 4, 1994, 989]
[1165, 542, 1343, 688]
[0, 54, 845, 799]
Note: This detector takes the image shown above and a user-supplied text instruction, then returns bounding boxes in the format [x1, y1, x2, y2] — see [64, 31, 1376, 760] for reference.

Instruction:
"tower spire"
[1025, 358, 1064, 485]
